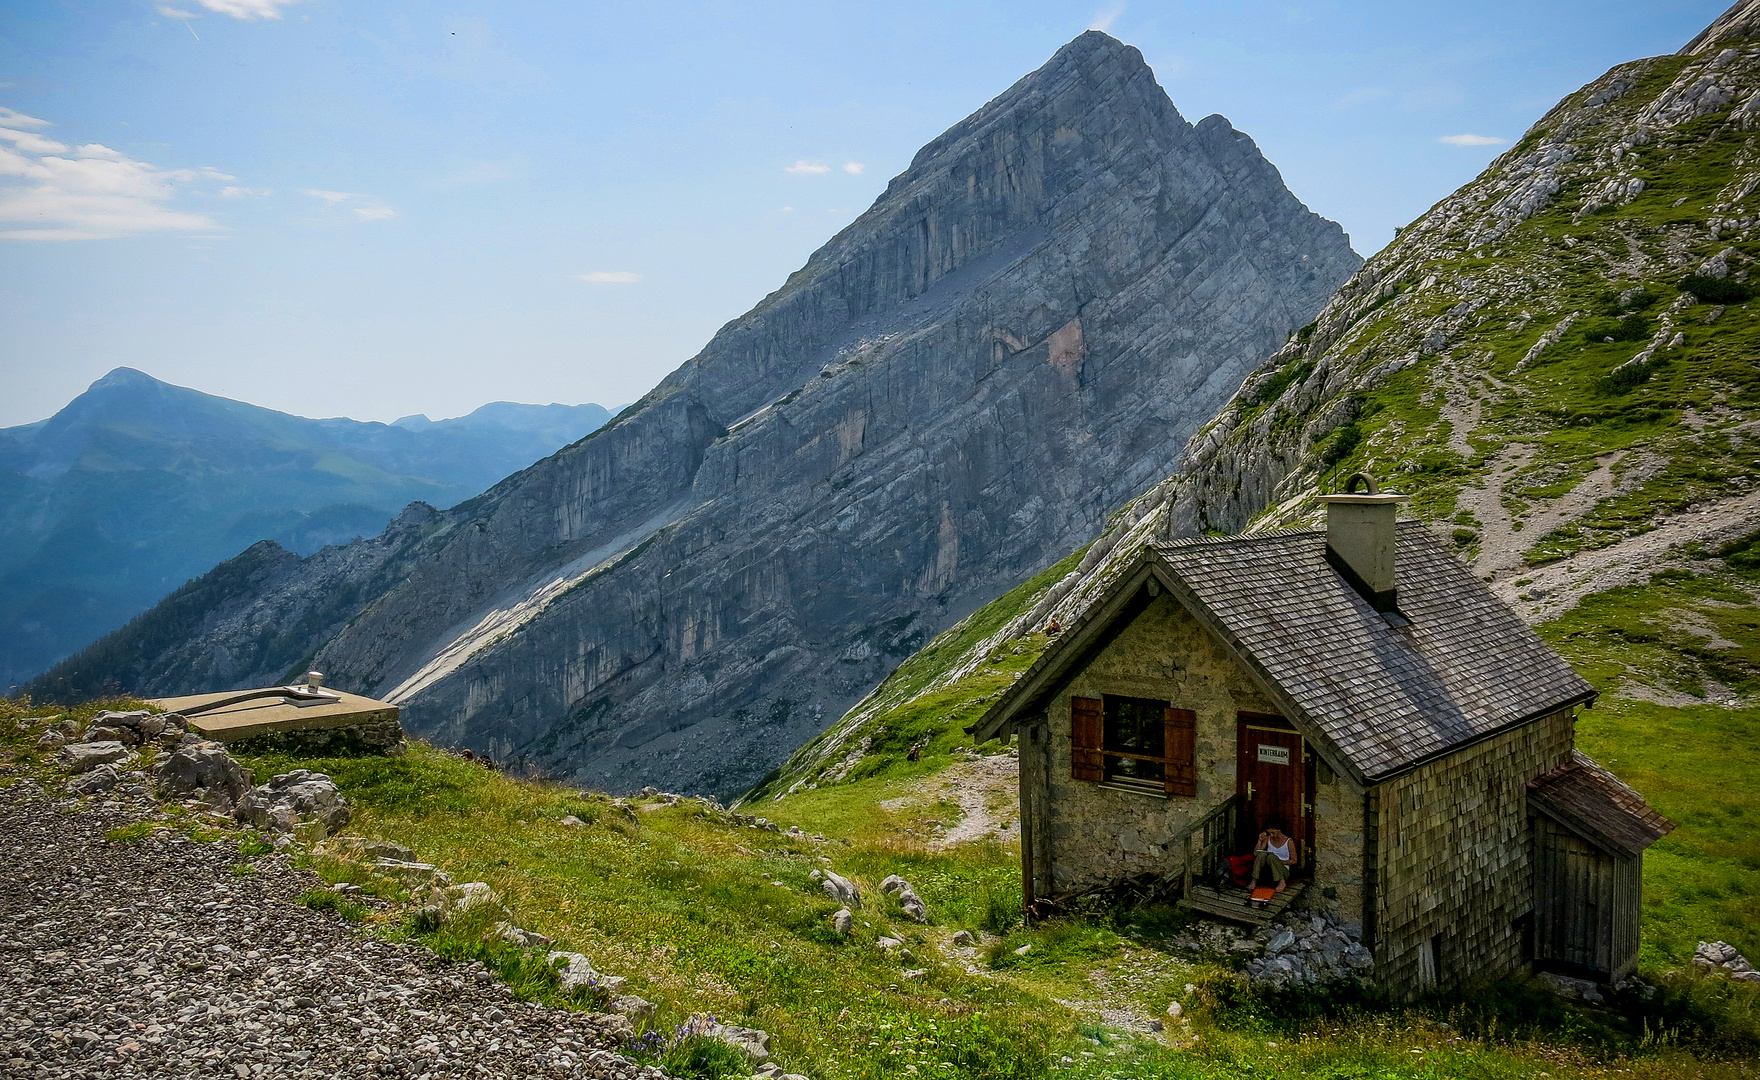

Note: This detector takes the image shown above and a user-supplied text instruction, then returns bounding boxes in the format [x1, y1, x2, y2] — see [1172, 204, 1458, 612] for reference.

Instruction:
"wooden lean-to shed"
[968, 478, 1674, 996]
[1527, 753, 1674, 981]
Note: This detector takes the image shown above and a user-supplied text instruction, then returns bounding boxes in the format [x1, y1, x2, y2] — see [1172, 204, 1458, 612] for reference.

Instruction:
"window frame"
[1069, 694, 1197, 798]
[1101, 694, 1169, 790]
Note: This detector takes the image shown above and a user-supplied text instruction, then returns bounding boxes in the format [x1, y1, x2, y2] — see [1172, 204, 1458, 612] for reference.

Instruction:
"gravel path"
[1495, 485, 1760, 625]
[0, 779, 662, 1080]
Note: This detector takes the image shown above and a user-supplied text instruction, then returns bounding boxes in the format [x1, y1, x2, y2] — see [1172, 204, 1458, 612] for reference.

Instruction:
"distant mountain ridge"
[35, 32, 1360, 798]
[0, 368, 612, 688]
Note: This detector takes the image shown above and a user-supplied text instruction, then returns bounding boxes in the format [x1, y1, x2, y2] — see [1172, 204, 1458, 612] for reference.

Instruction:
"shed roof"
[969, 523, 1596, 784]
[1528, 750, 1675, 859]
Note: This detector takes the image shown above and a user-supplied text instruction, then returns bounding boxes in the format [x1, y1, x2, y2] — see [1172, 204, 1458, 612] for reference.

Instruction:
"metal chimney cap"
[1315, 492, 1408, 504]
[305, 670, 325, 688]
[1316, 472, 1407, 504]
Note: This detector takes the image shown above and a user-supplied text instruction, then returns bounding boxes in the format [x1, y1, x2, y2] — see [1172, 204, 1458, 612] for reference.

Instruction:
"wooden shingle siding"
[1370, 707, 1574, 996]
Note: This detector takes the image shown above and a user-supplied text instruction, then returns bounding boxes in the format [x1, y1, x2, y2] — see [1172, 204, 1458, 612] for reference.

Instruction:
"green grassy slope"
[4, 707, 1756, 1079]
[1543, 534, 1760, 966]
[9, 24, 1760, 1080]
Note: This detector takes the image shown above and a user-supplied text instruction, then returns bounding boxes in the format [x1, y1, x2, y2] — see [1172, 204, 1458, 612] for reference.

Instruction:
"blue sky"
[0, 0, 1724, 428]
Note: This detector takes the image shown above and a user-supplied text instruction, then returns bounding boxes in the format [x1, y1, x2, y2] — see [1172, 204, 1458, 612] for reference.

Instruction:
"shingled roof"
[970, 522, 1596, 784]
[1529, 750, 1676, 858]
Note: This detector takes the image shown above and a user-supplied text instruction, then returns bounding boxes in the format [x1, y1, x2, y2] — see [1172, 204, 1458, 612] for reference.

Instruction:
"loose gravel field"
[0, 780, 659, 1080]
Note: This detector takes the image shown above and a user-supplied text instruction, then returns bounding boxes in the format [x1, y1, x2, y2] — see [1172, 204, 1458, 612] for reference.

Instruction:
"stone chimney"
[1316, 474, 1409, 614]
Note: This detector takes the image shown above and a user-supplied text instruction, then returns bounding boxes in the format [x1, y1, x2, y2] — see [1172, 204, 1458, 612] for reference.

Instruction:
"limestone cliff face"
[766, 12, 1760, 797]
[37, 31, 1358, 797]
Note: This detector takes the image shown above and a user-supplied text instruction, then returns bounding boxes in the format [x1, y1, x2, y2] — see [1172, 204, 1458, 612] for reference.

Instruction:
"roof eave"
[1358, 687, 1600, 786]
[967, 556, 1161, 743]
[1530, 798, 1646, 860]
[1151, 564, 1373, 789]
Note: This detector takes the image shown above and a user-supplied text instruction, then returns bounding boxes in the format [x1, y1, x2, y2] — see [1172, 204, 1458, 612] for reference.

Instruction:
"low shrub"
[1635, 967, 1760, 1056]
[1320, 423, 1362, 467]
[1680, 274, 1754, 304]
[1247, 360, 1315, 409]
[1597, 357, 1667, 395]
[1719, 528, 1760, 571]
[659, 1035, 751, 1080]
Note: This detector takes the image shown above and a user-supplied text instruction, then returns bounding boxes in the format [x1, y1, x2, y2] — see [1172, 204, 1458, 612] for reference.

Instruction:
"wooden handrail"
[1178, 794, 1242, 896]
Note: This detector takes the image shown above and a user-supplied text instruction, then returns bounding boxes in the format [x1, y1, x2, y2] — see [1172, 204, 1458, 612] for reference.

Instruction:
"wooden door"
[1236, 714, 1306, 867]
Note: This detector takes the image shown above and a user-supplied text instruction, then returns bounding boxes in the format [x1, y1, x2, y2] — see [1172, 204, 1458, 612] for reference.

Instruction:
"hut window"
[1069, 696, 1196, 796]
[1104, 695, 1166, 787]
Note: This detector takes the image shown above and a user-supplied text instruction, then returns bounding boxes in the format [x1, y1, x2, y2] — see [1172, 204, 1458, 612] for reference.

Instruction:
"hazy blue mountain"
[0, 368, 611, 689]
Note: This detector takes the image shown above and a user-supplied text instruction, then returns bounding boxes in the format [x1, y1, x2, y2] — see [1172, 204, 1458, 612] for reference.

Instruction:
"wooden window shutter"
[1164, 707, 1197, 797]
[1071, 697, 1104, 782]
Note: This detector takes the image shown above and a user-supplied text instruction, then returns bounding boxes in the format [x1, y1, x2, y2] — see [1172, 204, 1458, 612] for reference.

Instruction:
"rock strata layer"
[34, 31, 1357, 797]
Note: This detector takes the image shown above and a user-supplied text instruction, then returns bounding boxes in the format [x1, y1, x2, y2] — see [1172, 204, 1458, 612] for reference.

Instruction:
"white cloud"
[220, 184, 271, 198]
[784, 160, 830, 175]
[842, 162, 864, 175]
[0, 124, 69, 156]
[1439, 134, 1506, 146]
[1089, 2, 1126, 31]
[578, 271, 640, 283]
[0, 108, 50, 130]
[191, 0, 301, 18]
[302, 188, 396, 221]
[1332, 87, 1389, 110]
[156, 4, 198, 17]
[0, 107, 228, 241]
[780, 206, 794, 212]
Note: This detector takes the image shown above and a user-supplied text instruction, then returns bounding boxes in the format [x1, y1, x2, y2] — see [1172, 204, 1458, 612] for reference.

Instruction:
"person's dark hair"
[1265, 820, 1288, 835]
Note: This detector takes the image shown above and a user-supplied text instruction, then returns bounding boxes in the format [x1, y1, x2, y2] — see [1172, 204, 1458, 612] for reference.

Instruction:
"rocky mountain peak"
[1682, 0, 1760, 55]
[37, 35, 1359, 798]
[900, 30, 1157, 172]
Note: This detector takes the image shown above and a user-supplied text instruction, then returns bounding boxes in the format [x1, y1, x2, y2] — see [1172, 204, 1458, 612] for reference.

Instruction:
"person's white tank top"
[1267, 838, 1291, 861]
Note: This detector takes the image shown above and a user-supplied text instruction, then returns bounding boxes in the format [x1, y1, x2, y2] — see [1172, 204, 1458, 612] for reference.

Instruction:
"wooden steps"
[1178, 881, 1307, 926]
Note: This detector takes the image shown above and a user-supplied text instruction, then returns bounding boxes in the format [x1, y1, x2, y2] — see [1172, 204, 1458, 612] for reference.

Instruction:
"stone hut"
[968, 480, 1673, 995]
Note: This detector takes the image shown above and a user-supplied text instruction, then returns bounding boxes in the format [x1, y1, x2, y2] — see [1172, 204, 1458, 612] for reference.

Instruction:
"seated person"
[1250, 822, 1294, 893]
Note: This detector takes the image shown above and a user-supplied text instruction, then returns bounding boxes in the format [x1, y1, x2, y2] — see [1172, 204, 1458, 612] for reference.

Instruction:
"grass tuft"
[103, 821, 154, 844]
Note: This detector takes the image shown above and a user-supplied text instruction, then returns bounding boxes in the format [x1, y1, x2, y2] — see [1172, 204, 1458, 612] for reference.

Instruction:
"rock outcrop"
[233, 770, 352, 836]
[34, 32, 1357, 797]
[153, 738, 255, 811]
